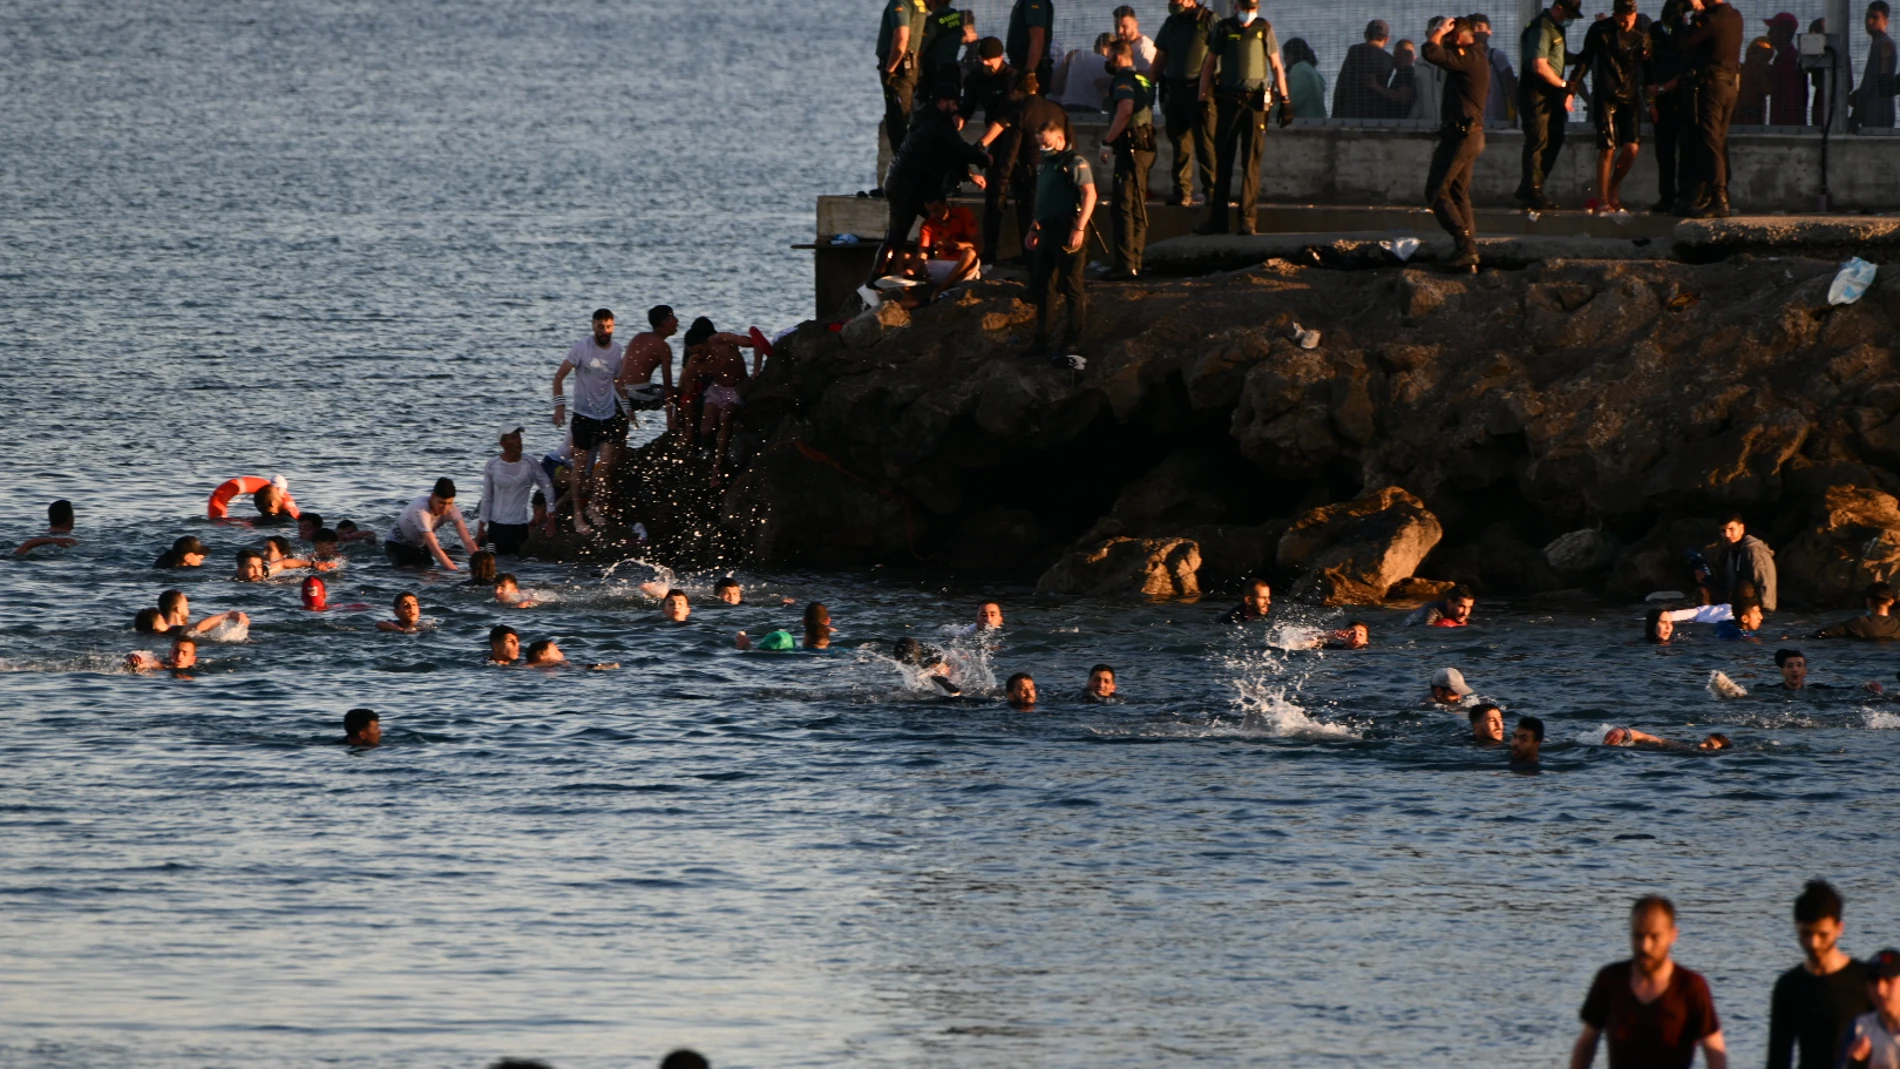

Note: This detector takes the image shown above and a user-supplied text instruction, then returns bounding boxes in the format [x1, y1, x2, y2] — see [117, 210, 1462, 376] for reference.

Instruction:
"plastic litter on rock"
[830, 233, 860, 245]
[1380, 237, 1421, 262]
[1288, 322, 1321, 349]
[855, 284, 882, 307]
[1828, 257, 1877, 305]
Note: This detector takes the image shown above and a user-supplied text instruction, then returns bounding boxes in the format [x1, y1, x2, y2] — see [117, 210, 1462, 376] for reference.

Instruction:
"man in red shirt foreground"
[1571, 895, 1729, 1069]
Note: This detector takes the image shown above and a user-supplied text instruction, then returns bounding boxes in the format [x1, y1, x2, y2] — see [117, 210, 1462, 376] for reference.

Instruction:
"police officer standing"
[868, 84, 992, 286]
[1006, 0, 1055, 90]
[1194, 0, 1292, 236]
[961, 39, 1020, 268]
[877, 0, 929, 159]
[1102, 40, 1158, 278]
[1676, 0, 1742, 216]
[1514, 0, 1582, 210]
[919, 0, 973, 93]
[1152, 0, 1219, 205]
[1422, 17, 1490, 271]
[1025, 118, 1096, 358]
[1645, 0, 1690, 212]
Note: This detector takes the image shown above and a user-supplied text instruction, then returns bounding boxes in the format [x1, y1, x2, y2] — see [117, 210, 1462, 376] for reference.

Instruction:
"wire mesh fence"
[947, 0, 1885, 130]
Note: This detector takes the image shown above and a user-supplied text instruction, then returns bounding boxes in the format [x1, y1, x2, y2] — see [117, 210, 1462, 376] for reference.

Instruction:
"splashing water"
[1865, 709, 1900, 730]
[1266, 622, 1326, 651]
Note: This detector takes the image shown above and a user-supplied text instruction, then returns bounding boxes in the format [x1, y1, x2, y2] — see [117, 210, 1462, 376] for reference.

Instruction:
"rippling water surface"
[4, 2, 1897, 1067]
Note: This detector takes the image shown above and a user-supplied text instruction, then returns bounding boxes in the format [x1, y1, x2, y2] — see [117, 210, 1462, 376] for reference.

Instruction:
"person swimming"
[1468, 702, 1504, 745]
[343, 708, 381, 747]
[495, 573, 537, 608]
[660, 589, 691, 623]
[467, 550, 497, 585]
[264, 535, 336, 573]
[1083, 664, 1117, 702]
[1429, 667, 1473, 706]
[1510, 715, 1544, 769]
[523, 638, 617, 670]
[1601, 726, 1732, 751]
[310, 528, 341, 561]
[234, 549, 268, 581]
[1321, 621, 1371, 650]
[1407, 586, 1475, 627]
[377, 592, 423, 633]
[301, 576, 330, 610]
[488, 624, 520, 665]
[1220, 579, 1272, 624]
[15, 499, 77, 556]
[126, 634, 197, 673]
[1715, 600, 1765, 640]
[1005, 671, 1037, 710]
[803, 602, 832, 649]
[977, 601, 1004, 630]
[714, 577, 744, 605]
[154, 535, 208, 569]
[150, 590, 249, 637]
[893, 636, 960, 693]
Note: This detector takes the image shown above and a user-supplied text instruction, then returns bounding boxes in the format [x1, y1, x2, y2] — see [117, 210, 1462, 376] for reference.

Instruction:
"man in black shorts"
[1573, 0, 1651, 211]
[551, 308, 626, 536]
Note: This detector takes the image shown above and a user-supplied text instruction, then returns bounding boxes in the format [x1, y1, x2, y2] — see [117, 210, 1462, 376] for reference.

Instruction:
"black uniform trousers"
[1031, 236, 1087, 350]
[1208, 92, 1267, 233]
[1425, 123, 1485, 250]
[881, 62, 917, 159]
[1516, 85, 1567, 196]
[1112, 135, 1156, 273]
[870, 176, 931, 281]
[1162, 78, 1217, 202]
[1688, 71, 1739, 202]
[1651, 85, 1685, 205]
[980, 129, 1025, 265]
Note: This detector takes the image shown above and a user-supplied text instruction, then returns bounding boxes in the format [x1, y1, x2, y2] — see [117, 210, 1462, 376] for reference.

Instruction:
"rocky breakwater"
[716, 254, 1900, 608]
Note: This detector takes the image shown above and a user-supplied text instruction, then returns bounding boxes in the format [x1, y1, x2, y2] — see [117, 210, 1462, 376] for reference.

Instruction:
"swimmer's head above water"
[660, 590, 691, 622]
[253, 483, 289, 518]
[1241, 579, 1272, 618]
[1468, 702, 1504, 743]
[488, 624, 520, 664]
[168, 635, 198, 670]
[1645, 608, 1674, 644]
[234, 549, 267, 582]
[803, 602, 832, 649]
[524, 638, 564, 666]
[1006, 672, 1037, 710]
[1775, 647, 1807, 689]
[1737, 599, 1765, 633]
[714, 577, 743, 605]
[392, 592, 420, 628]
[1431, 667, 1473, 705]
[1511, 715, 1544, 764]
[1086, 664, 1116, 700]
[344, 708, 381, 747]
[978, 601, 1004, 630]
[300, 576, 328, 610]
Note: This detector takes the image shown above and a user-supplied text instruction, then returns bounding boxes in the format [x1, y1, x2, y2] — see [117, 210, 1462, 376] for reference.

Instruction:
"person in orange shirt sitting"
[904, 194, 981, 301]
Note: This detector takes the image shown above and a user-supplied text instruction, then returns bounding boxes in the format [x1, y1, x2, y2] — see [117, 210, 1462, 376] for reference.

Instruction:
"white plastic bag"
[1828, 257, 1877, 305]
[1380, 237, 1420, 262]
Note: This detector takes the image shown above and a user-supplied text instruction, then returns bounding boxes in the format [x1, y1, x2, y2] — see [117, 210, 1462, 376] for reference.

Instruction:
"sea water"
[3, 2, 1897, 1067]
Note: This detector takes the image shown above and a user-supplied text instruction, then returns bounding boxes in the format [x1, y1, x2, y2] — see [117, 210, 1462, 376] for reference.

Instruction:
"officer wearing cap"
[1515, 0, 1583, 210]
[1152, 0, 1219, 205]
[877, 0, 929, 158]
[961, 38, 1020, 268]
[1102, 39, 1157, 278]
[867, 82, 992, 286]
[1194, 0, 1291, 236]
[919, 0, 974, 94]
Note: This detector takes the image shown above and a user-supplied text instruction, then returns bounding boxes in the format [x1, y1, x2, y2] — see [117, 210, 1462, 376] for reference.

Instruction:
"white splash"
[1231, 674, 1355, 738]
[1864, 709, 1900, 730]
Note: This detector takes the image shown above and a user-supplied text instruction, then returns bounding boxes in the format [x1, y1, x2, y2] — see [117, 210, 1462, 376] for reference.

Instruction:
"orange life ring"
[207, 476, 300, 520]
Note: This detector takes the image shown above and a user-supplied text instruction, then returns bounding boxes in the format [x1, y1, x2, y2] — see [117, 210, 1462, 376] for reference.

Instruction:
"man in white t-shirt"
[1113, 5, 1158, 74]
[551, 308, 626, 536]
[478, 425, 558, 555]
[386, 477, 479, 570]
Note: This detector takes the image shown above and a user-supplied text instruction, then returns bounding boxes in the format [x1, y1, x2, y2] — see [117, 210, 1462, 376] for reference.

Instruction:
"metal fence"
[953, 0, 1886, 130]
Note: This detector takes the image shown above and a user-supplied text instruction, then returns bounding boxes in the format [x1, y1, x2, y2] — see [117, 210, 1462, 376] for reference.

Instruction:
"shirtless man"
[523, 638, 617, 670]
[15, 500, 77, 556]
[343, 708, 382, 747]
[552, 308, 627, 535]
[488, 624, 521, 665]
[679, 317, 764, 486]
[127, 634, 197, 673]
[617, 305, 679, 434]
[153, 590, 250, 637]
[1602, 726, 1732, 751]
[1084, 664, 1117, 701]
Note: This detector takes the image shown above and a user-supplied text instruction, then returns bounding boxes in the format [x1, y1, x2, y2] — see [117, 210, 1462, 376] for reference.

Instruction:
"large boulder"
[1036, 537, 1202, 597]
[1777, 485, 1900, 608]
[1276, 487, 1443, 605]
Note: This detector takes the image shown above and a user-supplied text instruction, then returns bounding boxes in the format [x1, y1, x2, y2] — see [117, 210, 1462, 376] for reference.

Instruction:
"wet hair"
[684, 317, 717, 347]
[525, 639, 556, 661]
[648, 304, 674, 328]
[1793, 879, 1844, 924]
[660, 1052, 710, 1069]
[894, 637, 927, 664]
[158, 589, 187, 616]
[394, 591, 418, 607]
[236, 548, 265, 570]
[1869, 582, 1897, 606]
[714, 576, 741, 593]
[48, 499, 74, 527]
[134, 608, 167, 634]
[300, 511, 324, 532]
[662, 589, 689, 604]
[344, 708, 379, 735]
[1467, 702, 1501, 725]
[1090, 663, 1115, 678]
[1517, 715, 1545, 742]
[336, 519, 360, 534]
[1448, 585, 1475, 602]
[266, 535, 294, 558]
[1245, 577, 1271, 594]
[1644, 607, 1669, 643]
[489, 624, 518, 643]
[252, 486, 280, 513]
[592, 307, 614, 322]
[495, 573, 518, 589]
[1283, 37, 1319, 67]
[170, 635, 197, 651]
[1349, 620, 1369, 631]
[1774, 647, 1805, 667]
[803, 602, 832, 645]
[1735, 598, 1764, 620]
[313, 528, 339, 547]
[468, 550, 497, 584]
[1006, 671, 1034, 689]
[1703, 732, 1732, 749]
[1632, 894, 1677, 923]
[432, 477, 457, 500]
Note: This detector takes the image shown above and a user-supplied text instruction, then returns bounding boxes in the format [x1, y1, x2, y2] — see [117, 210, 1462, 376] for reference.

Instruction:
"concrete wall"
[877, 114, 1900, 213]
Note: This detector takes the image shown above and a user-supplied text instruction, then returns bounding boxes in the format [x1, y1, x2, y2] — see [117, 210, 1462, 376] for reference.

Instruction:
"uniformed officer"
[1421, 17, 1491, 271]
[1676, 0, 1742, 216]
[1025, 118, 1096, 358]
[1006, 0, 1055, 90]
[918, 0, 973, 93]
[1514, 0, 1582, 210]
[1194, 0, 1292, 236]
[869, 84, 992, 285]
[1102, 40, 1158, 278]
[960, 39, 1020, 267]
[877, 0, 929, 159]
[1151, 0, 1219, 205]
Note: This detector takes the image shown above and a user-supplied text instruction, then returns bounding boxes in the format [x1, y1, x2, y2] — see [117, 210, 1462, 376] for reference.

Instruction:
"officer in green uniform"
[1151, 0, 1218, 205]
[1006, 0, 1055, 90]
[1102, 40, 1158, 278]
[918, 0, 972, 93]
[1026, 118, 1096, 358]
[877, 0, 929, 158]
[1194, 0, 1291, 236]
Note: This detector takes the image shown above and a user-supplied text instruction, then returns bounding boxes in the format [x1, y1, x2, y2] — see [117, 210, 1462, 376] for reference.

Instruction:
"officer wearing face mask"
[1151, 0, 1219, 206]
[1100, 39, 1157, 278]
[1193, 0, 1292, 236]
